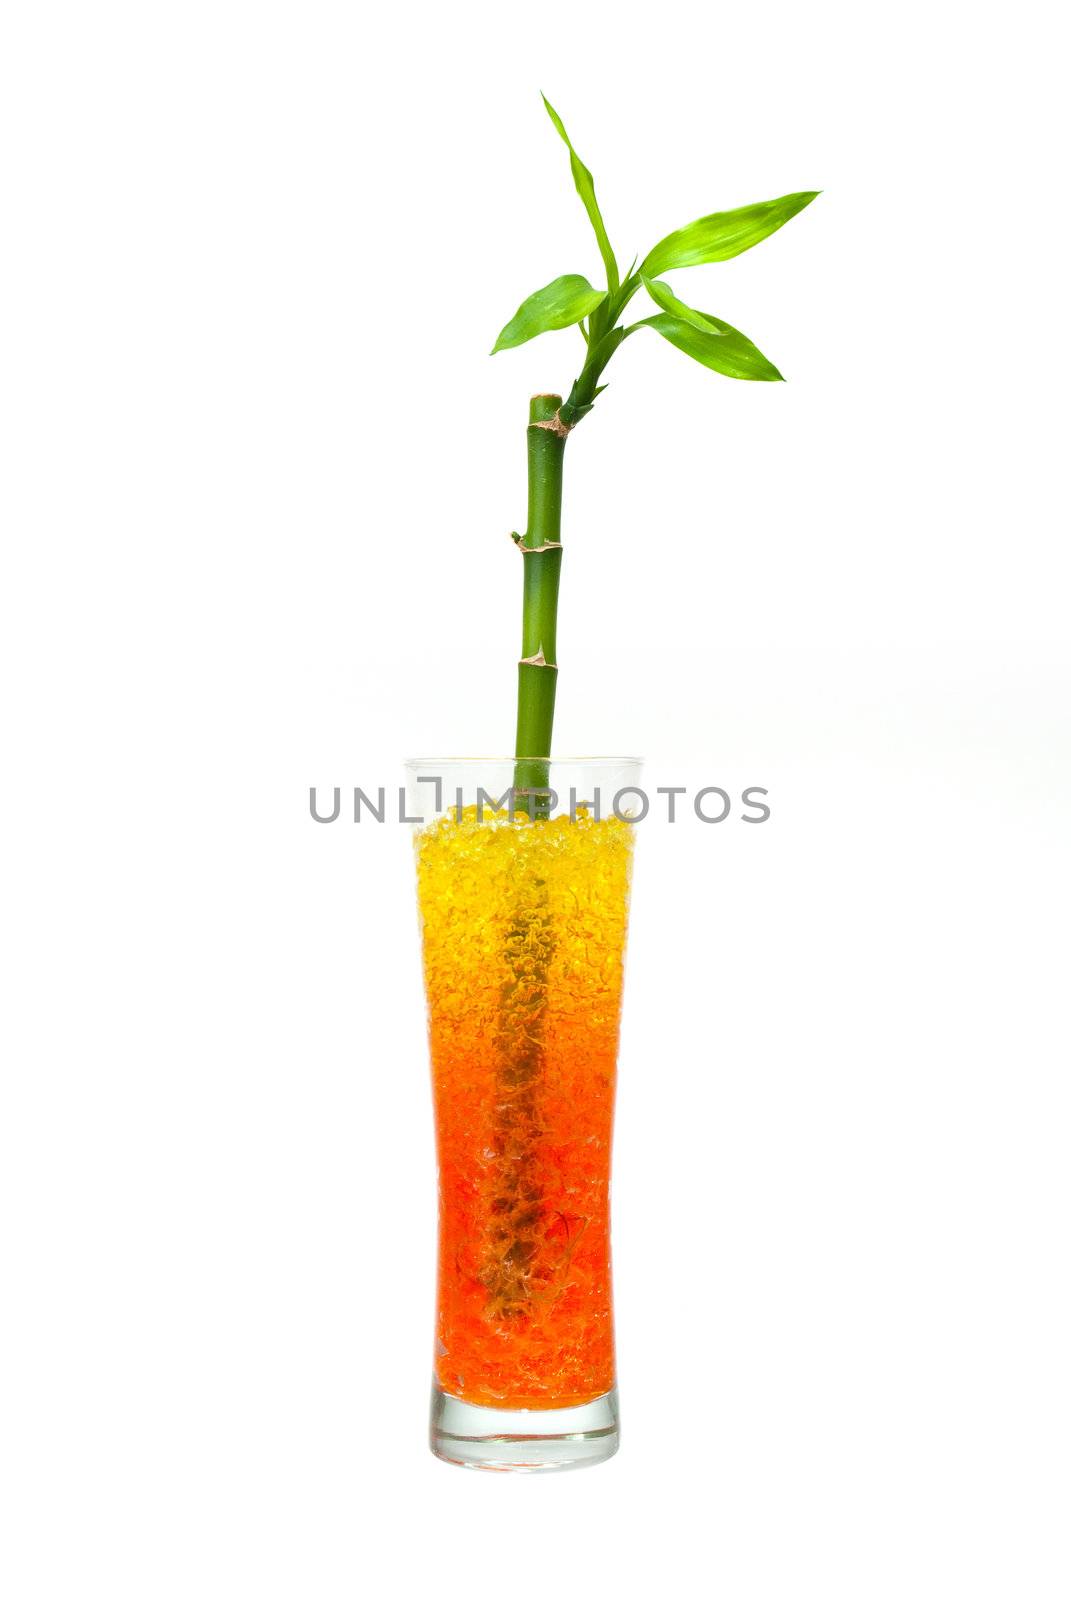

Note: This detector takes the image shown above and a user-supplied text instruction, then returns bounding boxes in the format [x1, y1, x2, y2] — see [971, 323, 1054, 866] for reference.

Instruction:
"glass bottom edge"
[430, 1384, 620, 1473]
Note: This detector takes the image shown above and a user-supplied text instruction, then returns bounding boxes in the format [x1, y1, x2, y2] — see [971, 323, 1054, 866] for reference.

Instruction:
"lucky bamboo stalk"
[495, 96, 818, 787]
[419, 111, 817, 1466]
[419, 103, 819, 1427]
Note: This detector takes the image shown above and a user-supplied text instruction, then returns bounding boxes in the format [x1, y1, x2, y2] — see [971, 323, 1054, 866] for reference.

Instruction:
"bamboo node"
[518, 541, 563, 555]
[519, 651, 558, 670]
[528, 412, 572, 439]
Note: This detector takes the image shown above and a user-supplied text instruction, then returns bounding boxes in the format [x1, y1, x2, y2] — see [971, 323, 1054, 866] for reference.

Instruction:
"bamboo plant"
[496, 97, 817, 800]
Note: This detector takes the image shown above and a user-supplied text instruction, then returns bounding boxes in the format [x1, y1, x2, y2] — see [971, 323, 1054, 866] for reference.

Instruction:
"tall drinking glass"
[407, 758, 641, 1470]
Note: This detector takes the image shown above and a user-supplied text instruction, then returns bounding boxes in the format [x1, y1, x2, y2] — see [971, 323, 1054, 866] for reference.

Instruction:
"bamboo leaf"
[492, 274, 607, 354]
[542, 95, 619, 294]
[641, 275, 719, 334]
[641, 191, 818, 276]
[637, 282, 783, 381]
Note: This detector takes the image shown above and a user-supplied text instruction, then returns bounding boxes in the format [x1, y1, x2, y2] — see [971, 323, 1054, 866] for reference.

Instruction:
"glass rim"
[404, 755, 645, 770]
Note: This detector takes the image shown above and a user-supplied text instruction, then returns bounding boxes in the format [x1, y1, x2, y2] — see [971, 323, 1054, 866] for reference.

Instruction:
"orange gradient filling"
[415, 807, 634, 1409]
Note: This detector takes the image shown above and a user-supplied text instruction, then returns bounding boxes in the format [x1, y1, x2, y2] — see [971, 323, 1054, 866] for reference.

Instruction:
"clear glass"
[407, 758, 642, 1471]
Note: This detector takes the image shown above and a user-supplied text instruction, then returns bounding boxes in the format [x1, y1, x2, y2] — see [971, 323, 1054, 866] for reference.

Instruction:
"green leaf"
[542, 95, 619, 294]
[492, 274, 607, 354]
[637, 279, 783, 380]
[640, 275, 718, 334]
[641, 191, 818, 276]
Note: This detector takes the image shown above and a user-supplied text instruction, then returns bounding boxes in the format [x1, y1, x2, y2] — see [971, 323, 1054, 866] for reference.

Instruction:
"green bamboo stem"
[514, 393, 567, 805]
[496, 400, 566, 1304]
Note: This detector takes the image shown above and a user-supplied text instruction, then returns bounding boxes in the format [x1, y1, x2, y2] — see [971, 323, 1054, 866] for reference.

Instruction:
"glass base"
[430, 1385, 620, 1473]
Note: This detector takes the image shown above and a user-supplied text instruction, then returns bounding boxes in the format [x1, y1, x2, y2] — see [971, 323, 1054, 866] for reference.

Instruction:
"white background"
[2, 2, 1068, 1595]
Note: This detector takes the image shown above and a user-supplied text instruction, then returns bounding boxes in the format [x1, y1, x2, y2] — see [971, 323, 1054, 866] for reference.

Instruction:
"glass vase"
[407, 757, 641, 1471]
